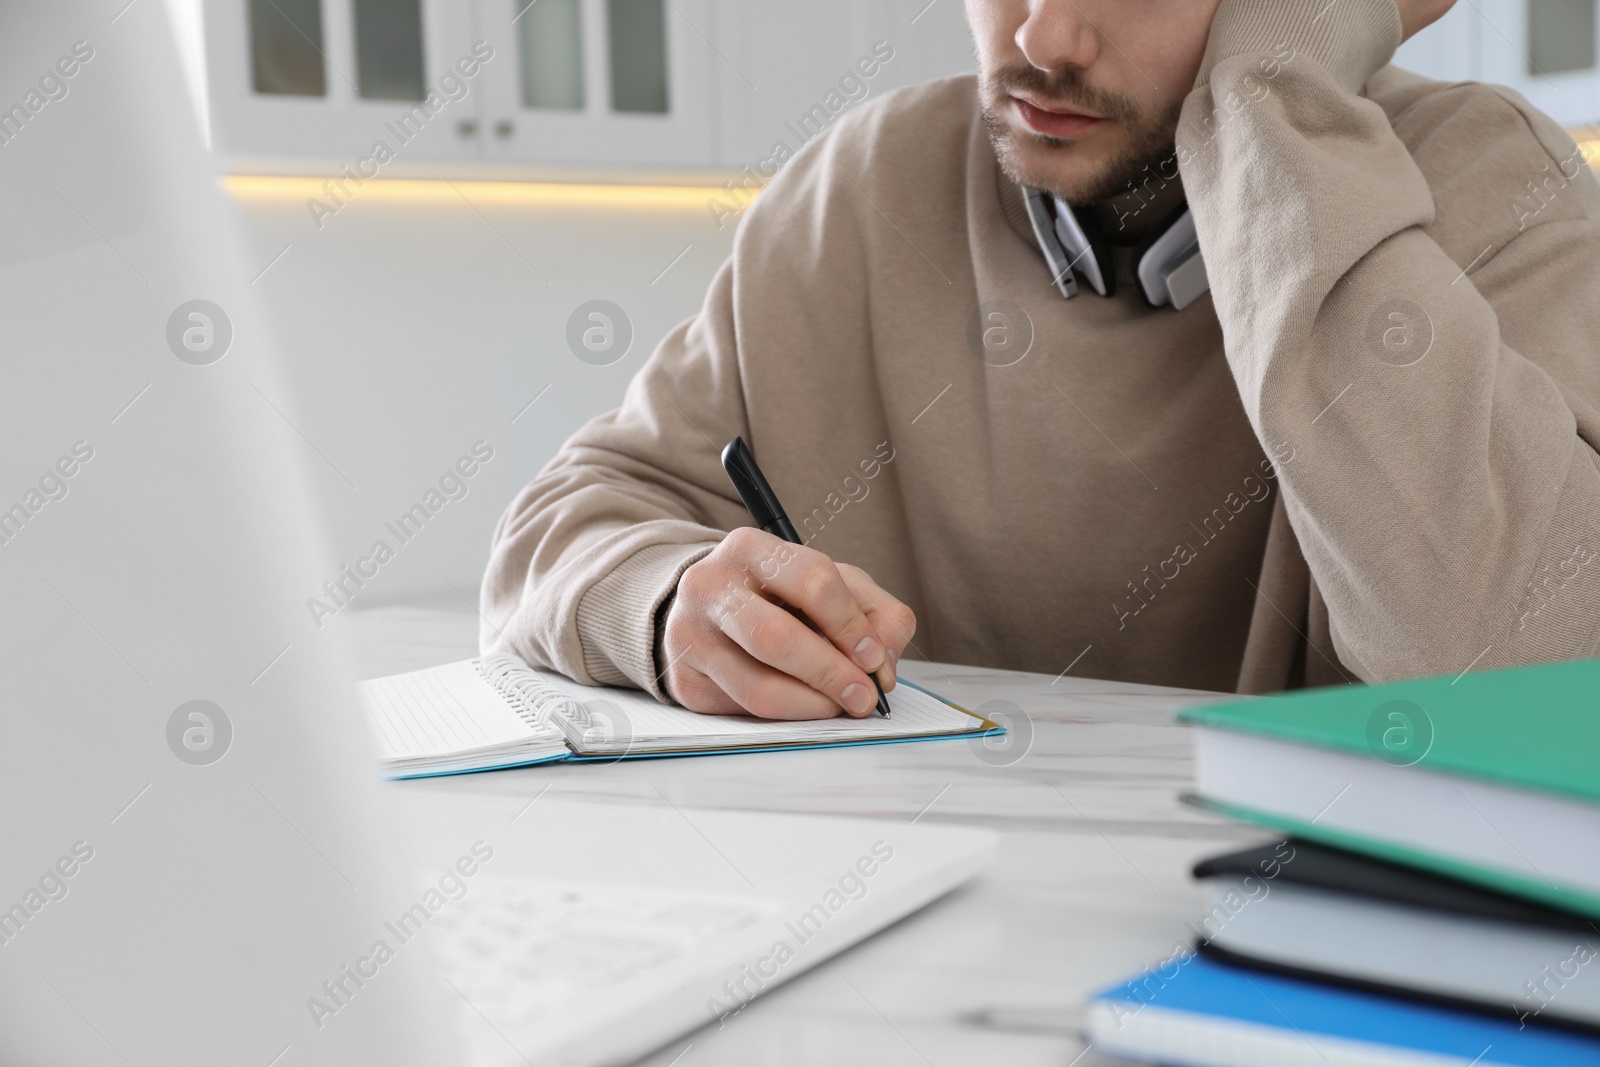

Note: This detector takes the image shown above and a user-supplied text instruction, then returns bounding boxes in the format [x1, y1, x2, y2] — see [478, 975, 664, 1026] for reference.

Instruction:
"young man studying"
[482, 0, 1600, 719]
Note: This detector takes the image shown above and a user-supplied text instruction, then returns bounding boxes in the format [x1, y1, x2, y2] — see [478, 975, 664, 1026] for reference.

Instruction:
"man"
[482, 0, 1600, 719]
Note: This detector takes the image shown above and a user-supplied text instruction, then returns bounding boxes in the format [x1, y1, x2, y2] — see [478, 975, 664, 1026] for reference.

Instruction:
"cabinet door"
[206, 0, 481, 169]
[472, 0, 715, 170]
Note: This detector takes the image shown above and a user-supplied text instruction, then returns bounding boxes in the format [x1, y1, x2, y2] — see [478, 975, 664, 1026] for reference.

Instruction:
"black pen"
[721, 436, 892, 718]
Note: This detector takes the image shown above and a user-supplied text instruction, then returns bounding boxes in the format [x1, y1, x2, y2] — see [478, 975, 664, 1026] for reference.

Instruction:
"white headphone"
[1023, 187, 1210, 310]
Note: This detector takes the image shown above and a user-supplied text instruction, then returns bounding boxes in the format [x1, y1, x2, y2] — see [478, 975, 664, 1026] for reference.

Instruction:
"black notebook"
[1191, 839, 1600, 1033]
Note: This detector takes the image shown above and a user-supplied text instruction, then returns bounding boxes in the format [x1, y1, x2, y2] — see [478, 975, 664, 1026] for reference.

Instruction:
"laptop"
[393, 790, 995, 1066]
[0, 5, 995, 1064]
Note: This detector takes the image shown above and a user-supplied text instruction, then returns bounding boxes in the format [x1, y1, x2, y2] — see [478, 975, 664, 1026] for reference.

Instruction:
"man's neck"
[1089, 172, 1187, 246]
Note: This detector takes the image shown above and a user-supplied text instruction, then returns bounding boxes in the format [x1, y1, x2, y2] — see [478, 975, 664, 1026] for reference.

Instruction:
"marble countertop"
[344, 603, 1270, 1067]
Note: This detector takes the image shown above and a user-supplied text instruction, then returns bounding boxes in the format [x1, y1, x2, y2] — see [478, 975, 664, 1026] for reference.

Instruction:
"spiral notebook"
[358, 653, 1002, 778]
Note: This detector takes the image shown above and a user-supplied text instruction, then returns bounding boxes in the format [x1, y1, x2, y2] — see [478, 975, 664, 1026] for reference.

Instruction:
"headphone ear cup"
[1022, 187, 1081, 298]
[1051, 199, 1115, 298]
[1130, 201, 1193, 307]
[1075, 209, 1116, 299]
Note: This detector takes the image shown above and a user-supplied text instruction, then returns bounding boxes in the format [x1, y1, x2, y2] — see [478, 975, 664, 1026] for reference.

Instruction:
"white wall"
[228, 181, 735, 611]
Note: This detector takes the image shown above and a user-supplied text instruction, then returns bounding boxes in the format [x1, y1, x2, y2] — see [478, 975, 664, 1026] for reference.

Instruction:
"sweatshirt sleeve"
[1180, 0, 1600, 680]
[477, 261, 751, 699]
[481, 67, 927, 699]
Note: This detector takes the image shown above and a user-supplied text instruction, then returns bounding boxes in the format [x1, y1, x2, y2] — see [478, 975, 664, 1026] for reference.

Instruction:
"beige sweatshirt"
[481, 0, 1600, 698]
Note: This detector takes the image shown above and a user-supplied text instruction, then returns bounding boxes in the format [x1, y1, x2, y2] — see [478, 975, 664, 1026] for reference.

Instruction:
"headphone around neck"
[1022, 187, 1210, 310]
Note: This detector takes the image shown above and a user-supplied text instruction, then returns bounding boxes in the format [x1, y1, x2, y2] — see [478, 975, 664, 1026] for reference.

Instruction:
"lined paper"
[532, 671, 989, 754]
[359, 657, 993, 769]
[360, 660, 568, 774]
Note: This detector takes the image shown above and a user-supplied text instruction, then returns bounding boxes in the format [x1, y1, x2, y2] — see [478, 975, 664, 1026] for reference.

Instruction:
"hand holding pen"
[655, 437, 913, 720]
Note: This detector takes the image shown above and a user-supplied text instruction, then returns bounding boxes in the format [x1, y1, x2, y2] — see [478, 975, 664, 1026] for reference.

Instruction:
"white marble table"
[344, 602, 1270, 1067]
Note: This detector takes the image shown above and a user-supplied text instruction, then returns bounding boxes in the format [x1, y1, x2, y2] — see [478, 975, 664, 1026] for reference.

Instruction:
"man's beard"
[979, 61, 1182, 205]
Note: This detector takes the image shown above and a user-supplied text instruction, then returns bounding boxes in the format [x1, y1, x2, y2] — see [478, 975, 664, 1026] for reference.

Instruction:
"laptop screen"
[0, 6, 454, 1064]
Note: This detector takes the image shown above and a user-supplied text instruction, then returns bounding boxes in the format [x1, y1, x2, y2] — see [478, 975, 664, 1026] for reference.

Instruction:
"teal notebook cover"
[1177, 657, 1600, 916]
[1177, 657, 1600, 804]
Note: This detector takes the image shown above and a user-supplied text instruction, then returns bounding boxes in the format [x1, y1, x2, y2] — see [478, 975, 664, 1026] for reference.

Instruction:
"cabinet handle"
[494, 119, 514, 138]
[456, 119, 478, 138]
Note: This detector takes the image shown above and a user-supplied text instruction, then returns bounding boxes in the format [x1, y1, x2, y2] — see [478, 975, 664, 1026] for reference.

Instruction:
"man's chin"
[1001, 145, 1113, 204]
[986, 116, 1128, 204]
[984, 104, 1180, 207]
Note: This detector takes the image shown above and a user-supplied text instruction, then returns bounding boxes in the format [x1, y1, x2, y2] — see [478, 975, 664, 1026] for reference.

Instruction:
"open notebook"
[359, 653, 1002, 778]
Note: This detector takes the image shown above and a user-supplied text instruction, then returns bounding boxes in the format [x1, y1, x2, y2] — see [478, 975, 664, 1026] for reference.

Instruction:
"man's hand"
[660, 527, 917, 719]
[1397, 0, 1457, 42]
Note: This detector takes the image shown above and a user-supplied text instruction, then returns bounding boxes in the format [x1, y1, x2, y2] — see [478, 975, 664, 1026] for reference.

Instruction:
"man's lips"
[1011, 96, 1105, 138]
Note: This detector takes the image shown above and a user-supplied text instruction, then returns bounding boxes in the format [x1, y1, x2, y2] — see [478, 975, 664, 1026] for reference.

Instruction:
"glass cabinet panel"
[607, 0, 668, 113]
[1529, 0, 1597, 75]
[517, 0, 585, 109]
[250, 0, 327, 96]
[354, 0, 427, 100]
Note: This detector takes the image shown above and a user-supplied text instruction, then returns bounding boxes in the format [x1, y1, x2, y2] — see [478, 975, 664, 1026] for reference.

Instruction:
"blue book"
[358, 655, 1000, 777]
[1086, 953, 1600, 1066]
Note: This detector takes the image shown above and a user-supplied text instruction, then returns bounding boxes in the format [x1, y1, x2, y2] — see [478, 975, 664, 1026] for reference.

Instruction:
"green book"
[1177, 658, 1600, 917]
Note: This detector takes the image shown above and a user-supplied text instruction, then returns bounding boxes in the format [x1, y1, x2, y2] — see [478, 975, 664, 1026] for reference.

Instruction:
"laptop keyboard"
[428, 877, 783, 1021]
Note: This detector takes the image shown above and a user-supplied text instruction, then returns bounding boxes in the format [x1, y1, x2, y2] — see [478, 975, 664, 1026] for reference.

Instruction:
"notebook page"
[361, 660, 553, 760]
[536, 671, 987, 750]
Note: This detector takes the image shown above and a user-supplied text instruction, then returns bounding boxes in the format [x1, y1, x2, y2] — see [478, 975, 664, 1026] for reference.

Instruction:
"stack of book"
[1084, 657, 1600, 1066]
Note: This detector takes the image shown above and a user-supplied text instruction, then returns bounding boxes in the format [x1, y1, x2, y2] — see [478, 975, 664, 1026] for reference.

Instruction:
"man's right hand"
[660, 527, 917, 720]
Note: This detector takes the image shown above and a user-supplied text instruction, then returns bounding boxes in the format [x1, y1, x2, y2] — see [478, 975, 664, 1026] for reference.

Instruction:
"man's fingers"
[837, 564, 917, 650]
[716, 594, 879, 716]
[666, 619, 855, 720]
[1398, 0, 1458, 41]
[697, 647, 850, 720]
[836, 563, 917, 692]
[733, 532, 886, 675]
[664, 530, 916, 718]
[663, 660, 748, 716]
